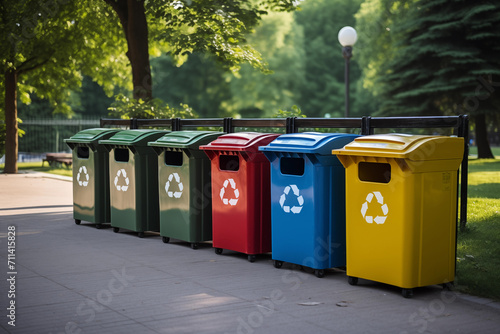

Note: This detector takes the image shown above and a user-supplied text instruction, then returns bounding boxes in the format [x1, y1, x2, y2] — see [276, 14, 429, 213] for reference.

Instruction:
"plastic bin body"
[65, 128, 120, 224]
[99, 130, 168, 233]
[332, 134, 464, 289]
[200, 132, 280, 255]
[260, 133, 359, 270]
[148, 131, 224, 244]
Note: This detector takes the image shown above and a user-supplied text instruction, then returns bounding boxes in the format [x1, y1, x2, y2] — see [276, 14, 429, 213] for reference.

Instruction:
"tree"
[1, 0, 130, 173]
[103, 0, 297, 101]
[151, 53, 231, 117]
[225, 10, 305, 117]
[294, 0, 365, 117]
[357, 0, 500, 158]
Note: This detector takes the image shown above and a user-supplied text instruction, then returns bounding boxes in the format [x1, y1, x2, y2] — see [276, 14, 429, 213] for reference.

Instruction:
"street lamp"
[338, 26, 358, 118]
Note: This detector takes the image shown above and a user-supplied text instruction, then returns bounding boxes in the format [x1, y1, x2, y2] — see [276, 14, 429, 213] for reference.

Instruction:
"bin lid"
[148, 131, 224, 150]
[98, 129, 168, 147]
[64, 128, 121, 144]
[332, 134, 464, 161]
[259, 132, 359, 155]
[199, 132, 281, 152]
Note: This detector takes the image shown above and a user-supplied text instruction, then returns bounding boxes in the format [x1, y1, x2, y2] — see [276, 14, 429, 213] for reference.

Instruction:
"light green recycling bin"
[99, 129, 168, 237]
[148, 131, 224, 249]
[65, 128, 121, 228]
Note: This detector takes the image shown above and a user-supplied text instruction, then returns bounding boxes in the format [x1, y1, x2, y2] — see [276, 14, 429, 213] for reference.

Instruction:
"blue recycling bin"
[260, 132, 359, 277]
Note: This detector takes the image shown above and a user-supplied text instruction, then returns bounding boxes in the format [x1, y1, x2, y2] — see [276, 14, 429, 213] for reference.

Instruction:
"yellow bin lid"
[332, 134, 464, 171]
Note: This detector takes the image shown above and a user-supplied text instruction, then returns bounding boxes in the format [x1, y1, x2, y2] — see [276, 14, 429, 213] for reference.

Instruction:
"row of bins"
[65, 129, 464, 297]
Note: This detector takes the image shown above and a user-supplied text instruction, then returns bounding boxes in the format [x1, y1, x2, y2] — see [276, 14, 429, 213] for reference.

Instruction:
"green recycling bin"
[99, 129, 168, 237]
[148, 131, 224, 249]
[65, 128, 121, 228]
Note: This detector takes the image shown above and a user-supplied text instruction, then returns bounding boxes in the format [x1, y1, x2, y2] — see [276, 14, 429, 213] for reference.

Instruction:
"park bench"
[42, 153, 73, 168]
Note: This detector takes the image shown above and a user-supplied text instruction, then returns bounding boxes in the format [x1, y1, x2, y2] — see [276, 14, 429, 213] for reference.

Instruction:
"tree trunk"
[4, 69, 18, 174]
[474, 113, 494, 159]
[105, 0, 152, 101]
[127, 0, 152, 101]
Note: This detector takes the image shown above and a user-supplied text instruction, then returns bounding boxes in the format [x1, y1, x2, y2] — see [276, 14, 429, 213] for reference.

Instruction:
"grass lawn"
[456, 158, 500, 300]
[0, 161, 72, 177]
[468, 145, 500, 157]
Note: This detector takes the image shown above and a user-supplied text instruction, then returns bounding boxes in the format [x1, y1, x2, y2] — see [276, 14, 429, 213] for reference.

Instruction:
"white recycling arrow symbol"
[361, 191, 389, 224]
[220, 178, 239, 206]
[165, 172, 183, 198]
[76, 166, 89, 187]
[114, 169, 130, 192]
[279, 184, 304, 214]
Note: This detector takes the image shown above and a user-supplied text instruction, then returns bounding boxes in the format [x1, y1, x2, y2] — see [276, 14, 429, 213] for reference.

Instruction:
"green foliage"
[357, 0, 500, 116]
[294, 0, 367, 117]
[225, 11, 306, 117]
[150, 0, 296, 73]
[0, 0, 130, 115]
[108, 94, 197, 119]
[151, 53, 231, 117]
[272, 105, 306, 118]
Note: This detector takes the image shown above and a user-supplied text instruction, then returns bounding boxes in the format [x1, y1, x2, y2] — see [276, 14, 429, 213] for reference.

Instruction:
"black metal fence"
[100, 115, 469, 230]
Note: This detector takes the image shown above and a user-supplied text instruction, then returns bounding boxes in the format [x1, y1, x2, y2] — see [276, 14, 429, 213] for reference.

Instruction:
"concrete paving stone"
[1, 173, 500, 334]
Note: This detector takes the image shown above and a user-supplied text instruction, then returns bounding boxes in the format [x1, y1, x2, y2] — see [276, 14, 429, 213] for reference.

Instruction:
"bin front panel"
[268, 152, 346, 269]
[344, 158, 458, 288]
[72, 146, 96, 222]
[109, 148, 137, 231]
[159, 150, 213, 242]
[210, 151, 272, 254]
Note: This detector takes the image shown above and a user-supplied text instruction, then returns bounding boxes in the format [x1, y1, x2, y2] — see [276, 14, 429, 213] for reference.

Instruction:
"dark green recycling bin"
[99, 129, 168, 237]
[148, 131, 224, 249]
[65, 128, 121, 228]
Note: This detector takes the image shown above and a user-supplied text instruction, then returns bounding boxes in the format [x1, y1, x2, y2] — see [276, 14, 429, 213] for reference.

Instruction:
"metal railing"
[100, 115, 469, 230]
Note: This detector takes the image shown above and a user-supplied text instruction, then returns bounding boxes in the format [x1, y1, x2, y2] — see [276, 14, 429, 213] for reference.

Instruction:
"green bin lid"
[99, 129, 168, 147]
[64, 128, 121, 144]
[199, 132, 280, 152]
[259, 132, 359, 155]
[148, 131, 224, 150]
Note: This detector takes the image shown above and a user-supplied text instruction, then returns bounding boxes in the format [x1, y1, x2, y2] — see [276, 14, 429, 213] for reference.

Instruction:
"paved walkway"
[1, 172, 500, 334]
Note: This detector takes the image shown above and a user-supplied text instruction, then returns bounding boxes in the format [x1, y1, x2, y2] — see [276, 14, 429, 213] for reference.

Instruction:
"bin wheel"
[113, 227, 119, 233]
[347, 276, 358, 286]
[314, 269, 325, 278]
[273, 260, 283, 269]
[95, 224, 103, 229]
[162, 237, 170, 244]
[248, 255, 256, 263]
[402, 288, 413, 299]
[442, 282, 454, 291]
[215, 248, 223, 255]
[191, 243, 199, 250]
[75, 219, 81, 225]
[138, 232, 145, 238]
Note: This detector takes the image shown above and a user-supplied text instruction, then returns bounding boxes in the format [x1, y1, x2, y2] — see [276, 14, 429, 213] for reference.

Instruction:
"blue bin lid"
[259, 132, 359, 155]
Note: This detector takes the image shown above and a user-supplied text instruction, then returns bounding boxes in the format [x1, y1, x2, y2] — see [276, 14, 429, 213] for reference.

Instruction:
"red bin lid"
[199, 132, 280, 152]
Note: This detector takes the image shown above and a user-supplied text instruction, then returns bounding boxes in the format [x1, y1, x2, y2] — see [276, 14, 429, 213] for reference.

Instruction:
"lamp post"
[338, 26, 358, 118]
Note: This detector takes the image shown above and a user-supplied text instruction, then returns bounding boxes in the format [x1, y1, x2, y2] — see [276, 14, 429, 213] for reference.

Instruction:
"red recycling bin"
[200, 132, 280, 262]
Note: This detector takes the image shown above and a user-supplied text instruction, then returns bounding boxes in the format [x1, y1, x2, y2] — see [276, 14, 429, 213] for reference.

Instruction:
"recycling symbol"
[76, 166, 89, 187]
[220, 178, 239, 206]
[361, 191, 389, 224]
[279, 184, 304, 214]
[165, 172, 183, 198]
[114, 169, 130, 192]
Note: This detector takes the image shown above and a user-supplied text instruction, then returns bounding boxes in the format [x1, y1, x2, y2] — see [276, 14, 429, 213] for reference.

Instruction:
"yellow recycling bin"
[332, 134, 464, 298]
